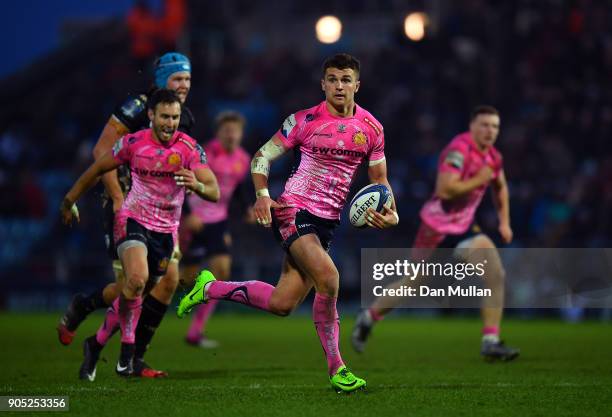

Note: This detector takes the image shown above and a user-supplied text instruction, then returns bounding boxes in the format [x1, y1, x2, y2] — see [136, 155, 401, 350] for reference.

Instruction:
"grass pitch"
[1, 312, 610, 417]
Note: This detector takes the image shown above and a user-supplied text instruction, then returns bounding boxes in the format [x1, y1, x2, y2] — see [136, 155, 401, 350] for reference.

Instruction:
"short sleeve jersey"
[420, 132, 503, 235]
[187, 139, 250, 223]
[111, 128, 208, 234]
[102, 91, 196, 207]
[276, 101, 385, 220]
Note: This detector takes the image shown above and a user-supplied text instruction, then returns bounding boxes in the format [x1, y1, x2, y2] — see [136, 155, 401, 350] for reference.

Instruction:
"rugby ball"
[348, 183, 392, 228]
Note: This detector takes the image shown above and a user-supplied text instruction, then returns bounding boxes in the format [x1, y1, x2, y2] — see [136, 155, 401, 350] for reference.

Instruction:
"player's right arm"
[92, 116, 129, 212]
[251, 134, 288, 227]
[61, 151, 122, 226]
[435, 167, 493, 200]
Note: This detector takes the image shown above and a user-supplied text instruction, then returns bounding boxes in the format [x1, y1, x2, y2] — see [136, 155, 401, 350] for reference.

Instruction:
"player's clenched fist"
[475, 165, 494, 184]
[60, 198, 80, 226]
[174, 168, 198, 190]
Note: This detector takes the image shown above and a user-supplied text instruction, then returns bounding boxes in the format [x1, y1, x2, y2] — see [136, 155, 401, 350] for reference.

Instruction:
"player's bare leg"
[352, 247, 437, 352]
[178, 234, 365, 392]
[179, 253, 312, 317]
[352, 271, 419, 353]
[186, 254, 231, 347]
[113, 245, 148, 376]
[462, 235, 519, 361]
[79, 245, 147, 381]
[288, 234, 366, 392]
[131, 257, 180, 378]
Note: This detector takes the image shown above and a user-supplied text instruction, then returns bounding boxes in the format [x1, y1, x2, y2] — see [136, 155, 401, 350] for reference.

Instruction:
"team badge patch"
[195, 144, 208, 164]
[445, 151, 465, 169]
[281, 114, 297, 138]
[159, 257, 169, 271]
[119, 97, 146, 119]
[352, 131, 367, 145]
[112, 138, 124, 156]
[168, 153, 182, 166]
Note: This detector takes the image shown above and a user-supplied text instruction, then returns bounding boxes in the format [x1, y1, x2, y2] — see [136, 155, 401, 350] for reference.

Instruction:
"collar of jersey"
[321, 100, 360, 120]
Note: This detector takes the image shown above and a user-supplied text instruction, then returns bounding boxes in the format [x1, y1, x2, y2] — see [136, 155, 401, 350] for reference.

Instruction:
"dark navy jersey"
[112, 91, 195, 135]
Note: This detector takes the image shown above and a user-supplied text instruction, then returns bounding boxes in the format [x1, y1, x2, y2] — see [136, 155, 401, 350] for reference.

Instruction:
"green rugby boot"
[177, 270, 216, 318]
[329, 366, 366, 394]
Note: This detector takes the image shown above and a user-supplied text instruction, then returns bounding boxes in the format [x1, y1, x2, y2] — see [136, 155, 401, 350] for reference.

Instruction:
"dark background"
[0, 0, 610, 315]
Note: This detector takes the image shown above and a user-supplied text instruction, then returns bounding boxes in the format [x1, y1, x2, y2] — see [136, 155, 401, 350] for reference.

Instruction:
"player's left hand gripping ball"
[365, 206, 398, 229]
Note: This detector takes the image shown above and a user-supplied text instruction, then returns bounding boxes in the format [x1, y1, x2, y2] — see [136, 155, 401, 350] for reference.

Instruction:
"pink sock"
[207, 280, 274, 312]
[369, 307, 384, 322]
[187, 300, 219, 340]
[95, 300, 120, 346]
[313, 293, 345, 376]
[482, 326, 499, 336]
[118, 295, 143, 344]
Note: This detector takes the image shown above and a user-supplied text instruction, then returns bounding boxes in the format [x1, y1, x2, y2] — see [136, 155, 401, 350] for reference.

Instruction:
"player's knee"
[494, 262, 506, 282]
[159, 271, 179, 294]
[471, 234, 496, 249]
[125, 271, 147, 295]
[270, 303, 295, 317]
[103, 282, 121, 304]
[314, 267, 339, 296]
[268, 296, 298, 317]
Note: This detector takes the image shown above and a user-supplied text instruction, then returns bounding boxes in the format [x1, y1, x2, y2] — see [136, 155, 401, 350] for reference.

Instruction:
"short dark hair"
[215, 111, 246, 131]
[148, 88, 181, 112]
[470, 105, 499, 121]
[322, 53, 360, 78]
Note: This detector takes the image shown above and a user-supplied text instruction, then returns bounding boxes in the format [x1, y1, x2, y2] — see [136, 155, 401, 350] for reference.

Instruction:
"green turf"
[0, 312, 610, 417]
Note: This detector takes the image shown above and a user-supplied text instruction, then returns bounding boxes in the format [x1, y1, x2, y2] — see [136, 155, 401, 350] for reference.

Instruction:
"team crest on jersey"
[337, 123, 346, 133]
[352, 131, 367, 145]
[168, 153, 182, 166]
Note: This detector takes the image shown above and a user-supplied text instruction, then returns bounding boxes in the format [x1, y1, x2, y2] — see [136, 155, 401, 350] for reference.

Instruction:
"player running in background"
[57, 52, 195, 377]
[352, 105, 519, 361]
[60, 89, 219, 381]
[177, 53, 399, 393]
[183, 111, 253, 348]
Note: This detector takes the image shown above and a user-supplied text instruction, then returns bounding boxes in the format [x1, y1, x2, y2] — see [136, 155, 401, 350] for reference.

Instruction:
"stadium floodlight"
[316, 15, 342, 44]
[404, 12, 428, 41]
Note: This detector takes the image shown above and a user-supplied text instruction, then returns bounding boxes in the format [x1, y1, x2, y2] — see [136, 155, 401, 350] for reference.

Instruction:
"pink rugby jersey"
[111, 128, 209, 235]
[276, 101, 385, 220]
[420, 131, 503, 235]
[188, 139, 250, 224]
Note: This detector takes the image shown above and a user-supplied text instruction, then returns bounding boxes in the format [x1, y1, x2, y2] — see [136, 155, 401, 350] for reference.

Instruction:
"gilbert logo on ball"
[349, 183, 392, 228]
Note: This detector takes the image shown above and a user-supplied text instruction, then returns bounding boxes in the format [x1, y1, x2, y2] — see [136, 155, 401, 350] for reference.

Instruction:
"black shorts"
[271, 207, 339, 252]
[116, 218, 175, 278]
[183, 220, 231, 264]
[411, 222, 484, 262]
[102, 201, 118, 261]
[438, 224, 483, 248]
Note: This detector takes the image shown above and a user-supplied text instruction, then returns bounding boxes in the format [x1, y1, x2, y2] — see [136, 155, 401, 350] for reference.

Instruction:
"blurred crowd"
[1, 0, 611, 297]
